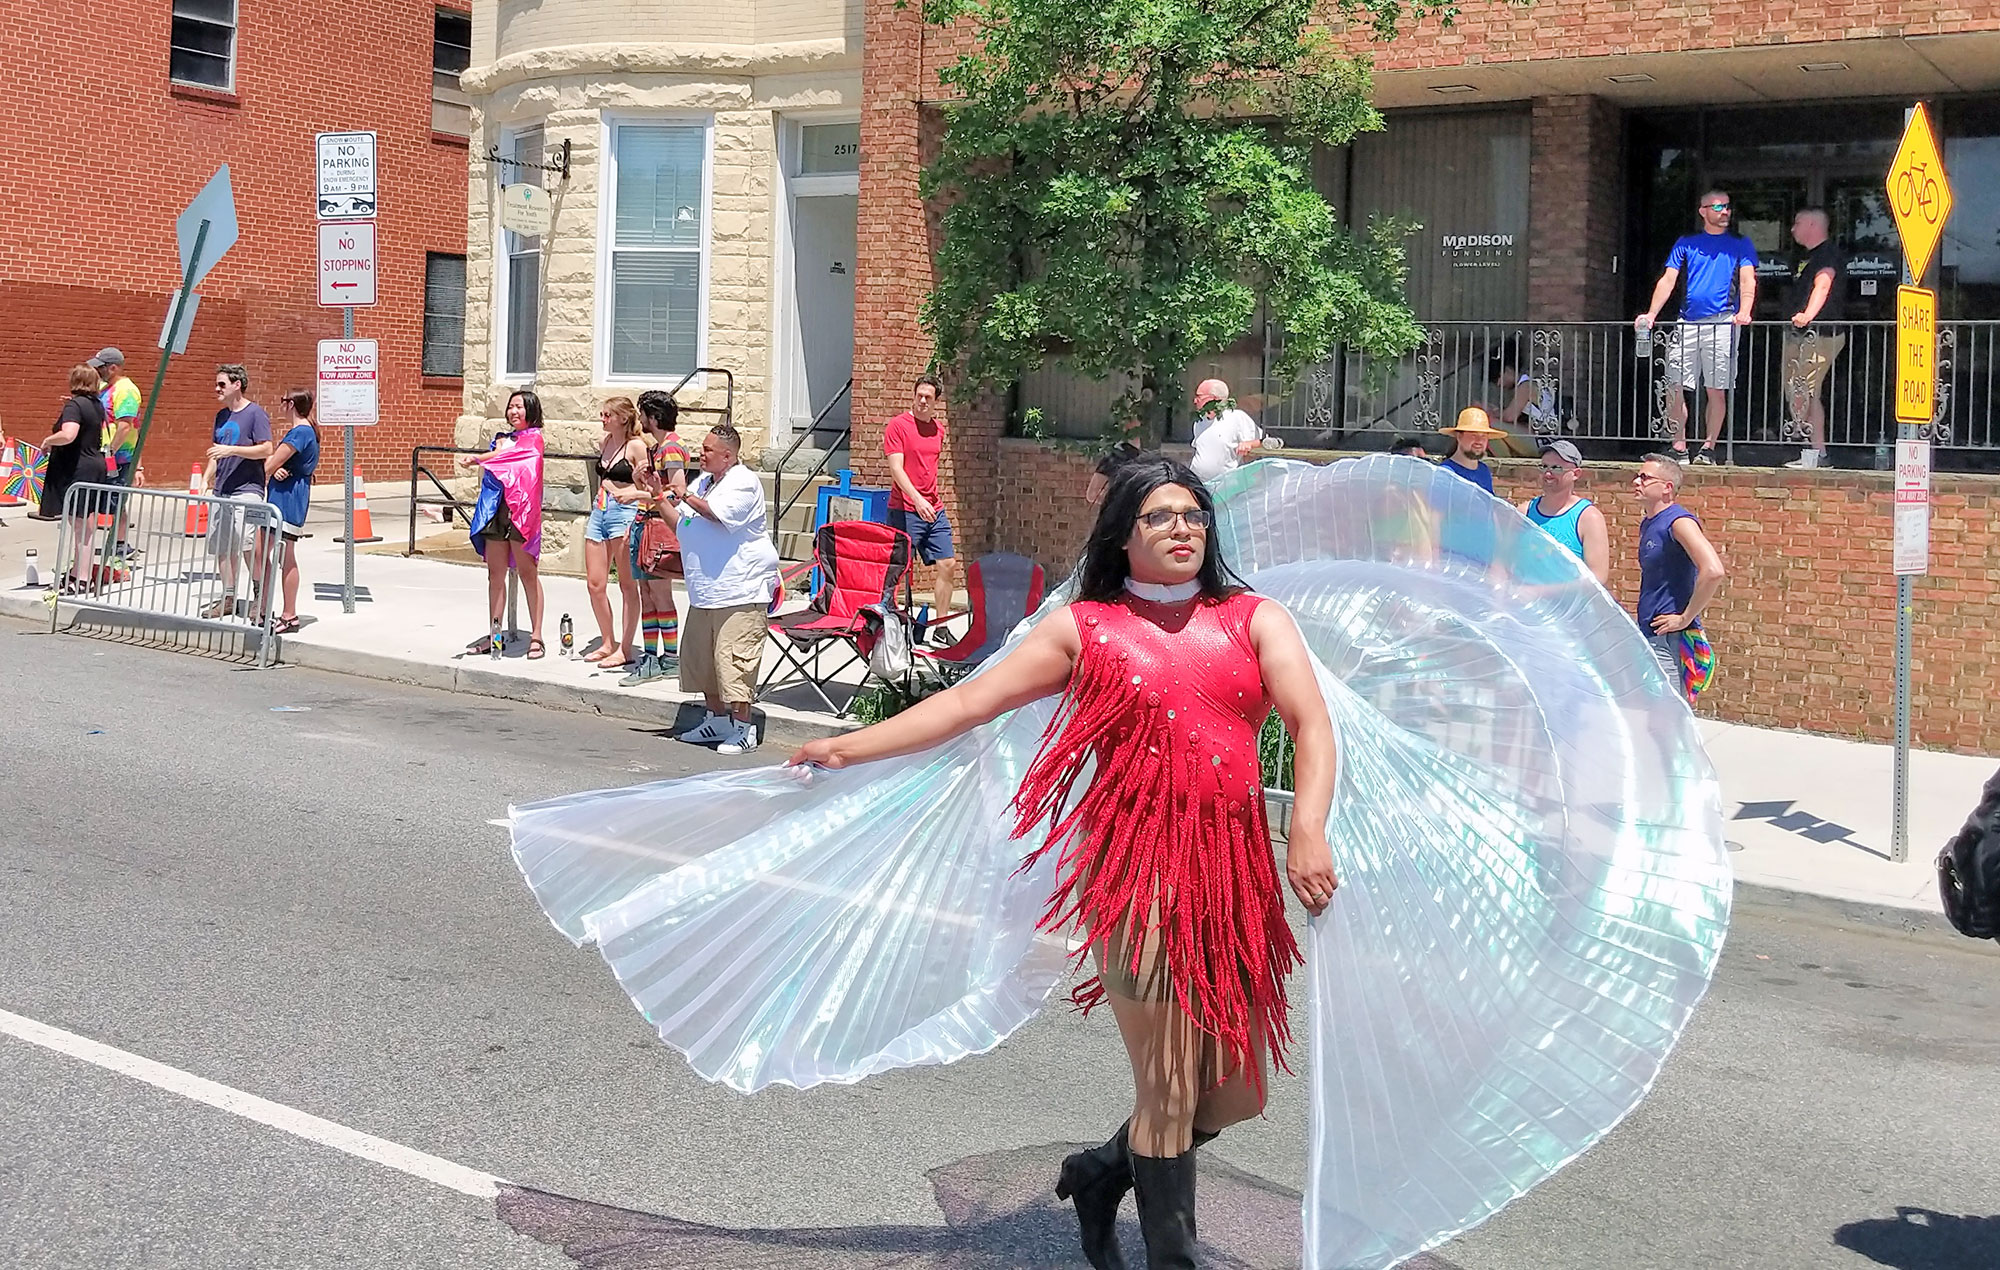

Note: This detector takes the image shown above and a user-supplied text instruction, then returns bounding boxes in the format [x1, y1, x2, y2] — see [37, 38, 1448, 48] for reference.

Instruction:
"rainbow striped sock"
[641, 611, 661, 657]
[659, 610, 679, 659]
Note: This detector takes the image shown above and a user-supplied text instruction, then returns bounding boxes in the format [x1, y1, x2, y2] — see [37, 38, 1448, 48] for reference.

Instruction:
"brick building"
[851, 1, 2000, 749]
[0, 0, 472, 487]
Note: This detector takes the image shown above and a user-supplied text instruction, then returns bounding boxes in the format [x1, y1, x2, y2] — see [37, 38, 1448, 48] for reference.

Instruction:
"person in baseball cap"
[1437, 406, 1504, 494]
[86, 347, 146, 556]
[1519, 439, 1609, 582]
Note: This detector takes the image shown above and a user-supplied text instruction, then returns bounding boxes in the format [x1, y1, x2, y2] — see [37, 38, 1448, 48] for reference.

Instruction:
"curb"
[1734, 880, 1957, 938]
[1, 589, 854, 747]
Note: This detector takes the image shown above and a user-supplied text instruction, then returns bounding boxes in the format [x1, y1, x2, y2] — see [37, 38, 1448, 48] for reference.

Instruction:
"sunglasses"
[1138, 507, 1213, 531]
[1705, 202, 1731, 211]
[1539, 464, 1571, 473]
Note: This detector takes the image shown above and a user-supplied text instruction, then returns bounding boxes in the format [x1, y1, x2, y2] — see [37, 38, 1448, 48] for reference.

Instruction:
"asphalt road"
[3, 617, 1997, 1270]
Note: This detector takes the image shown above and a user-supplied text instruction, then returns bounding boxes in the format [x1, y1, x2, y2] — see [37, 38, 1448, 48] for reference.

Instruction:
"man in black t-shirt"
[1781, 208, 1846, 469]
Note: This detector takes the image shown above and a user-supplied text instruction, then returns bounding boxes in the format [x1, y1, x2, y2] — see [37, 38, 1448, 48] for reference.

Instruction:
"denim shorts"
[888, 507, 955, 565]
[586, 499, 640, 543]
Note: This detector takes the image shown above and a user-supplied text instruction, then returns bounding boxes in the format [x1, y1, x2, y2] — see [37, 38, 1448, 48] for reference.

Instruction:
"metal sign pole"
[343, 305, 357, 615]
[126, 220, 208, 478]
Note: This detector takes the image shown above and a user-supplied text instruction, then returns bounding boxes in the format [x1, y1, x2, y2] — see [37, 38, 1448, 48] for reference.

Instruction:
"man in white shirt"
[1188, 379, 1265, 482]
[662, 423, 780, 754]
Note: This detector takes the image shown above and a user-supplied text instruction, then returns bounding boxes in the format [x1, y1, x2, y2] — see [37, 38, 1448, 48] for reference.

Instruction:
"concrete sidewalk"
[1, 501, 1986, 922]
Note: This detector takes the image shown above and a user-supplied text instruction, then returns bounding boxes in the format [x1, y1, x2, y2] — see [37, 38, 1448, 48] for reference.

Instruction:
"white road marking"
[0, 1007, 505, 1198]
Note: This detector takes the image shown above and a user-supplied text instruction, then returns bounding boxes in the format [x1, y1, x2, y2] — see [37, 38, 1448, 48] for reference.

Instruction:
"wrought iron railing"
[770, 379, 855, 543]
[1252, 320, 1998, 464]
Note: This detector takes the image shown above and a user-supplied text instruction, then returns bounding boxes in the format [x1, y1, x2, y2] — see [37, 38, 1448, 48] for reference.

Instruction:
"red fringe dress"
[1012, 589, 1301, 1079]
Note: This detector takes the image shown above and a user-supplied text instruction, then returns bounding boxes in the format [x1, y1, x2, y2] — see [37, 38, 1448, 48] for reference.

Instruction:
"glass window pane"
[506, 250, 540, 376]
[434, 9, 471, 77]
[171, 19, 234, 60]
[172, 0, 235, 24]
[170, 46, 230, 88]
[610, 253, 700, 376]
[424, 254, 467, 377]
[798, 123, 861, 176]
[504, 128, 544, 254]
[614, 126, 705, 249]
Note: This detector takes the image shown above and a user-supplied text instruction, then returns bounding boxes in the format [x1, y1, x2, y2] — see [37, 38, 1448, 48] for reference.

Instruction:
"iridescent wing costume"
[507, 455, 1731, 1269]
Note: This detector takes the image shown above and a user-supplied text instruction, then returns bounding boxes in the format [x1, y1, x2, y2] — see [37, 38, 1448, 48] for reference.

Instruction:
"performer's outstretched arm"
[1251, 602, 1340, 916]
[788, 609, 1082, 770]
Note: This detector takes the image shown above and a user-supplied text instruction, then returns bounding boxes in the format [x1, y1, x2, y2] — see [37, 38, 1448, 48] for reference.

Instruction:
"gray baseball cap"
[88, 347, 125, 368]
[1539, 439, 1584, 467]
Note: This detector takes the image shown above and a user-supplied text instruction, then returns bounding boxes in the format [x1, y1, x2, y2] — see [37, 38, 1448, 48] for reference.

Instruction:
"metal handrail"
[406, 444, 599, 555]
[770, 379, 855, 545]
[666, 365, 735, 428]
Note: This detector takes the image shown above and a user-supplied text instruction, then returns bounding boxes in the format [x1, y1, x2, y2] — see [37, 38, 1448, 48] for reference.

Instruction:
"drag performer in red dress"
[790, 457, 1339, 1268]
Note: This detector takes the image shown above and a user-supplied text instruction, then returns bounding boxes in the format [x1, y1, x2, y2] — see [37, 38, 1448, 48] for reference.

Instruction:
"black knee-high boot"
[1057, 1121, 1131, 1269]
[1129, 1150, 1200, 1269]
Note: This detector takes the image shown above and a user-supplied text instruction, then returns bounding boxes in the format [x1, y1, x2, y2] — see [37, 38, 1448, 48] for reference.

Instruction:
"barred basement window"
[171, 0, 237, 90]
[424, 253, 467, 377]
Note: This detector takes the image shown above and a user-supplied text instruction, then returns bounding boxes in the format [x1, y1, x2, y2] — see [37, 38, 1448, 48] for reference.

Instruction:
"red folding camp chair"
[916, 552, 1046, 672]
[758, 520, 916, 716]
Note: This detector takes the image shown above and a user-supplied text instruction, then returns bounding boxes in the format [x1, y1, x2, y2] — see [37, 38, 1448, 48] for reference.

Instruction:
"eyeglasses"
[1138, 507, 1213, 531]
[1633, 473, 1670, 486]
[1705, 202, 1731, 211]
[1539, 464, 1571, 473]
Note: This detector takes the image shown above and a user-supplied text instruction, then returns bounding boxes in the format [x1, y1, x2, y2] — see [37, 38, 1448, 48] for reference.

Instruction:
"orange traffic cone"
[336, 471, 383, 544]
[0, 443, 25, 508]
[183, 465, 210, 536]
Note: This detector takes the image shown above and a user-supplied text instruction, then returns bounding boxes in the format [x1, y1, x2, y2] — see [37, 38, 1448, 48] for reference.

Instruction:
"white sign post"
[317, 221, 377, 308]
[315, 131, 380, 615]
[316, 131, 378, 219]
[317, 340, 380, 427]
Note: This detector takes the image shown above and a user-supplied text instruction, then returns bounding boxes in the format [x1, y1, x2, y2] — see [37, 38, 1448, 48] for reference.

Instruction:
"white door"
[788, 193, 856, 440]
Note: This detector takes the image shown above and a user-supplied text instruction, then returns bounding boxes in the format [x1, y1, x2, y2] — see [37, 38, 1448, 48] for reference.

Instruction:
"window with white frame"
[607, 123, 709, 378]
[171, 0, 236, 89]
[500, 127, 544, 377]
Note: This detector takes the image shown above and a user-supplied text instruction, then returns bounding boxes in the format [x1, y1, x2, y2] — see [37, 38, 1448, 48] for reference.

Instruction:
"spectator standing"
[1637, 189, 1758, 466]
[885, 376, 957, 636]
[581, 396, 649, 669]
[1085, 417, 1146, 506]
[620, 389, 691, 687]
[90, 347, 143, 561]
[668, 423, 779, 756]
[37, 364, 109, 593]
[1188, 378, 1265, 482]
[202, 364, 274, 620]
[461, 389, 548, 658]
[1518, 440, 1609, 584]
[1632, 453, 1726, 699]
[1781, 208, 1846, 470]
[254, 389, 319, 633]
[1438, 407, 1503, 493]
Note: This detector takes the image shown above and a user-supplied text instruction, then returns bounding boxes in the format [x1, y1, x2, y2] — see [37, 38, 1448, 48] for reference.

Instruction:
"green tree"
[918, 0, 1452, 442]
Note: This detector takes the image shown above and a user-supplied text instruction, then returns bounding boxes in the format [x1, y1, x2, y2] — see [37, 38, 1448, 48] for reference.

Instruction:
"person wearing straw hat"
[1439, 406, 1504, 493]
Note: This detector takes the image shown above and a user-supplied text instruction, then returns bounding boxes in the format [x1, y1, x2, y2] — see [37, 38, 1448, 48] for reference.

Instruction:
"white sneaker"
[716, 720, 759, 755]
[677, 713, 731, 745]
[1783, 449, 1826, 470]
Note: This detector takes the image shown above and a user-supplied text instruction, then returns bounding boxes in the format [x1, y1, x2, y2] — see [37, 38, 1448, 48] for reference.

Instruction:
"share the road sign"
[318, 220, 377, 307]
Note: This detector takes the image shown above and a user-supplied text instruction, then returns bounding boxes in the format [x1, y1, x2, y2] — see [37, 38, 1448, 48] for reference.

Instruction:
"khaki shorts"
[1782, 330, 1847, 398]
[680, 602, 767, 704]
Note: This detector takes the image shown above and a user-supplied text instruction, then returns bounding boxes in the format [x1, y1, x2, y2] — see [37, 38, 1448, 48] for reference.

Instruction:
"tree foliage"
[918, 0, 1455, 440]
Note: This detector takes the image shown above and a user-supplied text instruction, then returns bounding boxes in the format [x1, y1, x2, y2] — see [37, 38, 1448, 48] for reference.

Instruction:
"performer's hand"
[1286, 832, 1338, 916]
[787, 737, 846, 769]
[1650, 611, 1691, 635]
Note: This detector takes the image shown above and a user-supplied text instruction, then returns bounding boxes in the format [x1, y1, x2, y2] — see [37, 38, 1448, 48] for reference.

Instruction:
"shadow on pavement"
[1834, 1206, 2000, 1269]
[498, 1141, 1464, 1269]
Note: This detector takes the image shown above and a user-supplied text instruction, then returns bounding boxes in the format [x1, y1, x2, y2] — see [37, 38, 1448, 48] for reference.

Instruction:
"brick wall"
[993, 440, 2000, 754]
[1528, 96, 1625, 322]
[0, 0, 467, 486]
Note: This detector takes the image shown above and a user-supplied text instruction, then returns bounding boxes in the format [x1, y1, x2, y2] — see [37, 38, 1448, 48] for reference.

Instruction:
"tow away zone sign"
[317, 339, 379, 425]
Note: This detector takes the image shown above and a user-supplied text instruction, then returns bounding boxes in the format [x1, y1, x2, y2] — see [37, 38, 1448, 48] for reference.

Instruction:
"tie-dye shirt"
[99, 375, 143, 468]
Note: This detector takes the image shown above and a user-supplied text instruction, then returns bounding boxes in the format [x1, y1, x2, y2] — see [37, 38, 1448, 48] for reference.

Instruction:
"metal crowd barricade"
[50, 482, 284, 667]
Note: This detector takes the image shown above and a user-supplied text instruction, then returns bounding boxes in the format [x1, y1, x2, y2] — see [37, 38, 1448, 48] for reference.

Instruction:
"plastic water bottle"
[23, 548, 40, 587]
[490, 628, 504, 660]
[1634, 315, 1654, 359]
[559, 612, 574, 656]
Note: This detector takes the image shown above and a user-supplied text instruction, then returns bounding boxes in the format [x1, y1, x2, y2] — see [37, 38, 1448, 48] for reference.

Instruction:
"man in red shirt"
[885, 375, 956, 636]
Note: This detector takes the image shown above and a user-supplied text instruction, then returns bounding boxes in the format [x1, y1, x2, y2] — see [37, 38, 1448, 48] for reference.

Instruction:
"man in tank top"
[1518, 440, 1608, 584]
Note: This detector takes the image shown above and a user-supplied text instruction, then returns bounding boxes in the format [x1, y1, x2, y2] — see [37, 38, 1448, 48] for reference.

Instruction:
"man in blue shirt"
[1637, 190, 1758, 466]
[1437, 406, 1503, 494]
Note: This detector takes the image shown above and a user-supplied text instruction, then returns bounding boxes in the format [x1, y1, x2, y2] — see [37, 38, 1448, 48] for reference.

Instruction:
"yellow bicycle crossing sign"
[1886, 102, 1952, 284]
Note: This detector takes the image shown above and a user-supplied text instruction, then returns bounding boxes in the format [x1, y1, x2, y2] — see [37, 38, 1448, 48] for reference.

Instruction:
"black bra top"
[597, 453, 635, 483]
